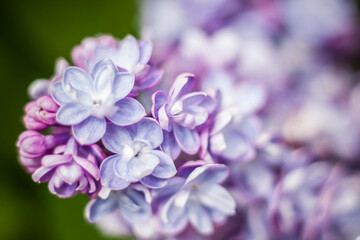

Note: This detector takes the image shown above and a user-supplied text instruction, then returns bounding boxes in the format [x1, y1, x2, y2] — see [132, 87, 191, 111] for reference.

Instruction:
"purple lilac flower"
[152, 74, 216, 159]
[86, 184, 152, 226]
[51, 59, 145, 144]
[72, 35, 163, 96]
[155, 163, 236, 235]
[23, 95, 59, 130]
[16, 130, 69, 173]
[100, 118, 176, 190]
[32, 137, 104, 198]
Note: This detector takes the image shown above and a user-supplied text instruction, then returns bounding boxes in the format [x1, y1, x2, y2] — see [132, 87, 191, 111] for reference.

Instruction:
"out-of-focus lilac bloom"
[179, 28, 240, 69]
[202, 70, 266, 115]
[157, 163, 236, 235]
[51, 59, 145, 144]
[202, 113, 262, 162]
[86, 184, 152, 226]
[32, 137, 104, 198]
[152, 74, 216, 158]
[283, 100, 360, 159]
[268, 161, 332, 238]
[23, 95, 59, 130]
[28, 58, 69, 99]
[16, 130, 69, 173]
[72, 35, 163, 96]
[100, 118, 176, 190]
[282, 0, 355, 46]
[312, 173, 360, 240]
[141, 0, 241, 57]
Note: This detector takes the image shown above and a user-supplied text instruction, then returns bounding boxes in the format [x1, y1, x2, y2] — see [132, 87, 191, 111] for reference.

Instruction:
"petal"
[160, 196, 188, 234]
[56, 103, 90, 125]
[32, 166, 55, 182]
[90, 58, 117, 78]
[139, 40, 152, 64]
[63, 67, 93, 95]
[152, 177, 185, 206]
[73, 155, 100, 180]
[57, 163, 83, 185]
[107, 97, 145, 126]
[169, 73, 194, 104]
[136, 69, 163, 91]
[209, 132, 227, 155]
[197, 184, 236, 215]
[113, 72, 135, 101]
[161, 131, 181, 160]
[149, 150, 176, 178]
[117, 188, 152, 224]
[114, 153, 159, 182]
[100, 155, 130, 190]
[140, 175, 168, 189]
[177, 161, 206, 179]
[72, 116, 106, 145]
[85, 197, 117, 223]
[116, 35, 140, 72]
[42, 154, 73, 167]
[158, 105, 170, 131]
[210, 110, 232, 135]
[28, 79, 50, 100]
[188, 200, 214, 235]
[50, 82, 71, 105]
[173, 124, 200, 155]
[93, 60, 116, 101]
[134, 118, 163, 148]
[185, 164, 229, 186]
[102, 123, 133, 153]
[221, 128, 251, 160]
[151, 90, 168, 121]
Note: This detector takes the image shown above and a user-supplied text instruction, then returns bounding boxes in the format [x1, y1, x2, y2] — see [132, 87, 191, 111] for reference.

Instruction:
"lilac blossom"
[86, 184, 152, 226]
[72, 35, 163, 96]
[156, 163, 236, 236]
[16, 130, 69, 173]
[152, 74, 216, 158]
[100, 118, 176, 190]
[32, 137, 105, 198]
[51, 59, 145, 144]
[23, 95, 59, 130]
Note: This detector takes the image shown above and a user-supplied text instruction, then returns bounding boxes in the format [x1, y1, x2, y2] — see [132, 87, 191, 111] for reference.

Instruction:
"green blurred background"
[0, 1, 137, 239]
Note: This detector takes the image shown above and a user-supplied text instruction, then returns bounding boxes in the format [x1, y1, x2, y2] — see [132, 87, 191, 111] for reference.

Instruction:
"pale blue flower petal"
[51, 82, 71, 105]
[139, 40, 152, 64]
[149, 150, 176, 178]
[100, 155, 130, 190]
[114, 153, 159, 182]
[102, 123, 133, 153]
[133, 118, 163, 148]
[63, 67, 94, 95]
[56, 102, 90, 125]
[72, 116, 106, 145]
[116, 35, 140, 72]
[113, 73, 135, 101]
[173, 124, 200, 154]
[140, 175, 168, 189]
[85, 197, 117, 223]
[107, 97, 145, 126]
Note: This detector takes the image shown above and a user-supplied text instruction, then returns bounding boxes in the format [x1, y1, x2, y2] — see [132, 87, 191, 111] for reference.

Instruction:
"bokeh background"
[1, 1, 360, 240]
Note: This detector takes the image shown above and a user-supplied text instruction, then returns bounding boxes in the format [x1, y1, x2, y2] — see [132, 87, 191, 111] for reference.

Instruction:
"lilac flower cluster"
[16, 0, 360, 239]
